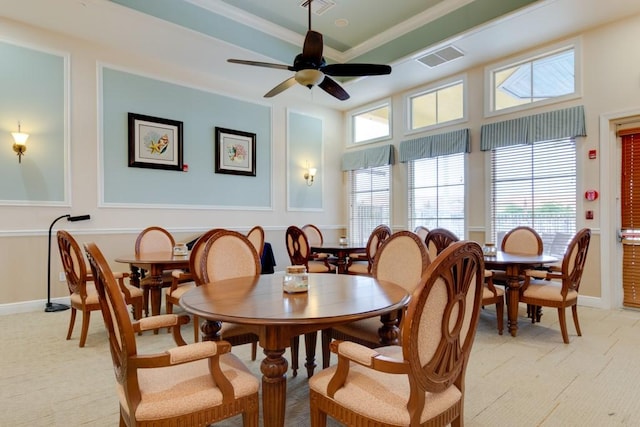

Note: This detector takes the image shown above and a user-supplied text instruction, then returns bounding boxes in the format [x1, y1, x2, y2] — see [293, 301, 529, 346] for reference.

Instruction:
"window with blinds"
[348, 165, 391, 245]
[408, 153, 465, 238]
[490, 138, 576, 249]
[620, 129, 640, 308]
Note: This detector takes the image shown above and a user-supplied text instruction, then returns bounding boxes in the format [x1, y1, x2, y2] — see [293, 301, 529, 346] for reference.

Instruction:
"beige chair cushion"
[118, 352, 258, 421]
[165, 281, 195, 299]
[331, 317, 381, 343]
[70, 284, 99, 305]
[125, 285, 144, 298]
[483, 285, 504, 299]
[522, 280, 578, 302]
[308, 345, 462, 425]
[307, 261, 334, 273]
[346, 261, 369, 275]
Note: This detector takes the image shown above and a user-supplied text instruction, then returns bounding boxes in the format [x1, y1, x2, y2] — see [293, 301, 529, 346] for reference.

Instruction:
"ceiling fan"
[227, 0, 392, 100]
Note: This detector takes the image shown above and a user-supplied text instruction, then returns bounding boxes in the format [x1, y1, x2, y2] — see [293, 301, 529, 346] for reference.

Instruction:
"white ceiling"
[2, 0, 640, 110]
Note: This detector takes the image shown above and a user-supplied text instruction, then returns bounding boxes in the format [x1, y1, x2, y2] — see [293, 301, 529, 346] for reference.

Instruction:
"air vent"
[300, 0, 336, 15]
[417, 46, 464, 68]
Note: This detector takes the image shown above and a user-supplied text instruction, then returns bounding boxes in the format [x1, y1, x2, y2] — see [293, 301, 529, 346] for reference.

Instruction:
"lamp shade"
[295, 69, 325, 88]
[12, 131, 29, 145]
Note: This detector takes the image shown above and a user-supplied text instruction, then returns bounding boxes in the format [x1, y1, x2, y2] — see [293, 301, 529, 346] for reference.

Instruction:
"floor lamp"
[45, 214, 91, 313]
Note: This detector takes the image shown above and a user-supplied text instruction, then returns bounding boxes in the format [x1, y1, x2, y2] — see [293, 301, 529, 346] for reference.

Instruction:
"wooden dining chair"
[301, 223, 333, 261]
[134, 226, 176, 316]
[286, 225, 335, 273]
[520, 228, 591, 343]
[413, 225, 429, 244]
[165, 228, 223, 341]
[309, 241, 484, 427]
[500, 226, 544, 255]
[57, 230, 143, 347]
[166, 225, 263, 333]
[83, 241, 260, 427]
[346, 224, 392, 276]
[200, 229, 304, 373]
[246, 225, 265, 257]
[426, 228, 504, 335]
[321, 231, 430, 368]
[495, 225, 544, 318]
[424, 227, 459, 260]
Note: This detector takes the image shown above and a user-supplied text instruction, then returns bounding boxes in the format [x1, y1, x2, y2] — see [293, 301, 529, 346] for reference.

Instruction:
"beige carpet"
[2, 303, 640, 426]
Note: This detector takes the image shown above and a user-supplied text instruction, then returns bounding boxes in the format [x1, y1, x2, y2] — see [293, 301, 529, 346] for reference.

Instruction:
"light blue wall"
[287, 110, 323, 210]
[0, 41, 66, 204]
[102, 67, 272, 208]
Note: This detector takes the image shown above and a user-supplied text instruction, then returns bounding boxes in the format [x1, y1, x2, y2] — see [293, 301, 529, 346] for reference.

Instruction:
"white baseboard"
[0, 296, 71, 316]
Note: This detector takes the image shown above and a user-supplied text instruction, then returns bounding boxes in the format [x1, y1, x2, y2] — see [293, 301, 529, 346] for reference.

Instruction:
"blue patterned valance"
[341, 144, 395, 171]
[480, 105, 586, 151]
[399, 129, 470, 162]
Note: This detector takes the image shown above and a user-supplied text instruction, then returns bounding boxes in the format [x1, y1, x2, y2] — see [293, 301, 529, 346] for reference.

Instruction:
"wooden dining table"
[115, 251, 190, 317]
[484, 251, 558, 337]
[310, 242, 366, 273]
[179, 272, 410, 427]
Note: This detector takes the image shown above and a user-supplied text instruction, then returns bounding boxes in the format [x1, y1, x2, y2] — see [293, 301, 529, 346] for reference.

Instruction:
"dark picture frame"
[214, 127, 256, 176]
[128, 113, 183, 171]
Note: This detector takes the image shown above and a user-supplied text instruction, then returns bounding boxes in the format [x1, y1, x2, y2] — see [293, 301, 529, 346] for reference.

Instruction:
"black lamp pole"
[45, 214, 91, 312]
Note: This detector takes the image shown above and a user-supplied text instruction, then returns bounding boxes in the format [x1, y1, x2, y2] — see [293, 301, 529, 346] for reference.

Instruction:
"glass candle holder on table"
[283, 265, 309, 293]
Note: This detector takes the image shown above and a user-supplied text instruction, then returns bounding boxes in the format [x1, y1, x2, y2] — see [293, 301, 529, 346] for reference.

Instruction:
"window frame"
[484, 38, 582, 118]
[488, 138, 577, 250]
[407, 152, 467, 239]
[347, 164, 392, 246]
[404, 75, 467, 135]
[347, 98, 392, 146]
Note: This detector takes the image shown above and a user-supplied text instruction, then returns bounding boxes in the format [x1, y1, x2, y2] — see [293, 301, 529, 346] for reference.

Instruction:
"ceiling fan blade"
[228, 59, 293, 71]
[322, 63, 392, 77]
[301, 30, 323, 64]
[318, 76, 350, 101]
[264, 77, 297, 98]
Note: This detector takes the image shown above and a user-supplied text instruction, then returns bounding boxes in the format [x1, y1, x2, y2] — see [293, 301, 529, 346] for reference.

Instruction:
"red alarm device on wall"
[585, 190, 599, 201]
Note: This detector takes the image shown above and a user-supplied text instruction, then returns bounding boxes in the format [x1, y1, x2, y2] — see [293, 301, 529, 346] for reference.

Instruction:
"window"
[348, 165, 391, 245]
[350, 101, 391, 145]
[408, 153, 465, 238]
[408, 79, 464, 131]
[490, 138, 576, 252]
[487, 41, 579, 115]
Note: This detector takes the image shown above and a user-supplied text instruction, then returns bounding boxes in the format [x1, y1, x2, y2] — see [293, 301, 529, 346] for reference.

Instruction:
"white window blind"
[348, 165, 391, 245]
[408, 153, 465, 238]
[490, 138, 576, 252]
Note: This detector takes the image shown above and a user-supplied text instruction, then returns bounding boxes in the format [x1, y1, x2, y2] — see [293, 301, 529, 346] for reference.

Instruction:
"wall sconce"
[11, 122, 29, 163]
[304, 163, 317, 186]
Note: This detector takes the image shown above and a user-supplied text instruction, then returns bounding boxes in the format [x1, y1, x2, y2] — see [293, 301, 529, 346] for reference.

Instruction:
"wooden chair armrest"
[134, 314, 190, 345]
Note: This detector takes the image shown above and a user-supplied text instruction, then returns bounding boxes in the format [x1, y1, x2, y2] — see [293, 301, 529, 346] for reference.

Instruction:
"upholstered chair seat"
[58, 230, 143, 347]
[286, 226, 335, 273]
[321, 231, 430, 368]
[118, 340, 259, 423]
[519, 228, 591, 343]
[346, 224, 391, 276]
[310, 344, 462, 425]
[84, 242, 259, 426]
[309, 241, 484, 427]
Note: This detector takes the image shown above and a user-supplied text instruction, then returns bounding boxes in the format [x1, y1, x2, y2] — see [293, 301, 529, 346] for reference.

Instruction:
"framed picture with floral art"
[128, 113, 183, 171]
[214, 127, 256, 176]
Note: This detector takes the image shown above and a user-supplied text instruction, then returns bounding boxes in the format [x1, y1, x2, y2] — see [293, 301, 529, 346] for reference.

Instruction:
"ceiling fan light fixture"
[295, 69, 325, 88]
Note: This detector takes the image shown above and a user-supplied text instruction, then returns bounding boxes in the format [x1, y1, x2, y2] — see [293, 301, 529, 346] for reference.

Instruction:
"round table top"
[180, 272, 410, 327]
[483, 251, 558, 266]
[115, 251, 190, 264]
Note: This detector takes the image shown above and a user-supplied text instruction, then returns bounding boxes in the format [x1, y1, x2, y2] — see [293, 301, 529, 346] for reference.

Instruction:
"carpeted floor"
[2, 303, 640, 426]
